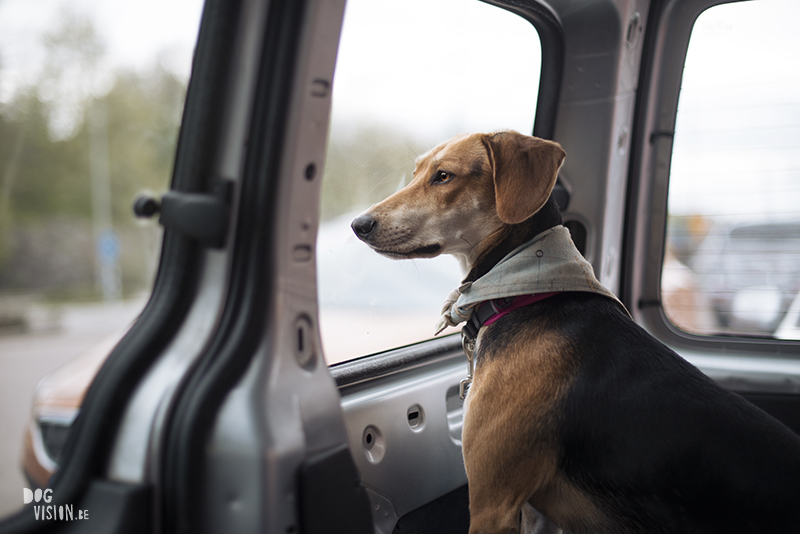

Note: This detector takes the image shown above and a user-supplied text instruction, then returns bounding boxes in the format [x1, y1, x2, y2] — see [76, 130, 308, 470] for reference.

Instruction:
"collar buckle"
[459, 329, 476, 400]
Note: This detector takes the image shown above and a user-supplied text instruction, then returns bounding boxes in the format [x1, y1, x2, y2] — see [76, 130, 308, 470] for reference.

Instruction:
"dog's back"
[482, 292, 800, 533]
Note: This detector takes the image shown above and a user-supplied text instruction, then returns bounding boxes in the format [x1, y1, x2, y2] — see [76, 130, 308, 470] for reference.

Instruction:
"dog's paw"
[521, 503, 563, 534]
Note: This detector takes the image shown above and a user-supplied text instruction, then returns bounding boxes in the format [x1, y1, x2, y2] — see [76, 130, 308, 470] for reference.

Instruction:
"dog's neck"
[463, 196, 563, 283]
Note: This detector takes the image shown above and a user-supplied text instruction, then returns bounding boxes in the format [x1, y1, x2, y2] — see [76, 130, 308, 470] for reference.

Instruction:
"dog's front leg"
[462, 379, 561, 534]
[520, 503, 562, 534]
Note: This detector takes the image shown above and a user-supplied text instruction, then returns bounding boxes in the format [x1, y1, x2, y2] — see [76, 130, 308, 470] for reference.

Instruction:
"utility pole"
[89, 98, 121, 301]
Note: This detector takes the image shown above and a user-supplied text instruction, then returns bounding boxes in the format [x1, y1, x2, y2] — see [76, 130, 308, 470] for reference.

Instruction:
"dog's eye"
[433, 170, 453, 184]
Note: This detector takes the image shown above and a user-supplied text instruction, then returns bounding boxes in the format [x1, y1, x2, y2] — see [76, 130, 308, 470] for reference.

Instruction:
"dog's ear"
[483, 131, 566, 225]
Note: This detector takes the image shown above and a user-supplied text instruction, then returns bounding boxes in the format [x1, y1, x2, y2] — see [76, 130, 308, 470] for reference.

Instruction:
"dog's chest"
[468, 315, 577, 433]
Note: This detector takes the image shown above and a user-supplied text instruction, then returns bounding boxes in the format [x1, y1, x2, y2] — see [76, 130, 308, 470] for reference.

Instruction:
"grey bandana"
[435, 225, 626, 335]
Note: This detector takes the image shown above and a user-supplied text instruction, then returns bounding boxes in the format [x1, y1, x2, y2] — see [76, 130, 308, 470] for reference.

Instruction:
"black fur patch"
[479, 291, 800, 533]
[469, 159, 485, 178]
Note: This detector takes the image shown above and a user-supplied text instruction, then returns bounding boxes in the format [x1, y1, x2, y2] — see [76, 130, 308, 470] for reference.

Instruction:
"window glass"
[318, 0, 542, 364]
[663, 0, 800, 339]
[0, 0, 203, 517]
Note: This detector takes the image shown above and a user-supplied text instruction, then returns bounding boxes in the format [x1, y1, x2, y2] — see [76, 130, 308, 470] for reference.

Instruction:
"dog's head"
[351, 131, 565, 269]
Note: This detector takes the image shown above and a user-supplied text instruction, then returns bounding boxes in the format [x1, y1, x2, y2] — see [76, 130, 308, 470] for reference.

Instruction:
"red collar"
[463, 292, 560, 342]
[481, 292, 560, 326]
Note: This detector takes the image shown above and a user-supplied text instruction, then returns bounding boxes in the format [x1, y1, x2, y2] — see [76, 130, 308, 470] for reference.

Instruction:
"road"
[0, 298, 144, 519]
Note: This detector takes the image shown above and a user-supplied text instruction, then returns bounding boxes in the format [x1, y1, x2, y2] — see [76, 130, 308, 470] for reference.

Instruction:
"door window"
[662, 0, 800, 340]
[318, 0, 542, 364]
[0, 0, 203, 517]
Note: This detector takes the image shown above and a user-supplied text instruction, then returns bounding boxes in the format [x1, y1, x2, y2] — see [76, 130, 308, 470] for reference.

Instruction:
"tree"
[0, 14, 186, 299]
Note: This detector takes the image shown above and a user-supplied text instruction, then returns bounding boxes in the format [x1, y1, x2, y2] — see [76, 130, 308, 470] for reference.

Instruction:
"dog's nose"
[351, 214, 377, 240]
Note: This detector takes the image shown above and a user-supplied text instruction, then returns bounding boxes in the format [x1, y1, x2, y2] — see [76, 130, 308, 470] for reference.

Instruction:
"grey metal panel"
[549, 0, 650, 294]
[339, 357, 468, 534]
[107, 251, 231, 484]
[202, 360, 265, 534]
[199, 0, 352, 533]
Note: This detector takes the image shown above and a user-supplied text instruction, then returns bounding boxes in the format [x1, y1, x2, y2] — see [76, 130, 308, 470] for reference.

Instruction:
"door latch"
[133, 179, 233, 249]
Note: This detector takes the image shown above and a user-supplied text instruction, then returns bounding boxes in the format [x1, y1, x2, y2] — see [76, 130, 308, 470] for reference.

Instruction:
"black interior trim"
[529, 4, 564, 141]
[391, 485, 470, 534]
[331, 335, 463, 389]
[298, 444, 373, 534]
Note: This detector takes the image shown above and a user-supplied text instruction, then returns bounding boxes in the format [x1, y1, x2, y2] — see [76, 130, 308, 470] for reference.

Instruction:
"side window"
[0, 0, 202, 517]
[662, 0, 800, 340]
[318, 0, 542, 364]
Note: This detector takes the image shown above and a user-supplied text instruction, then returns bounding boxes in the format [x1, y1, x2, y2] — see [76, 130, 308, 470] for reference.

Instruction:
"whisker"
[460, 234, 476, 251]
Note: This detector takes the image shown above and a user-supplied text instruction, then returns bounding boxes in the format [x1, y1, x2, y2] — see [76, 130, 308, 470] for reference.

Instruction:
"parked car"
[21, 335, 118, 489]
[776, 291, 800, 340]
[691, 221, 800, 334]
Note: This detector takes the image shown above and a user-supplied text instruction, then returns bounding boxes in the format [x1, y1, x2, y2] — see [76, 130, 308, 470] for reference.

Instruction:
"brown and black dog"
[351, 131, 800, 534]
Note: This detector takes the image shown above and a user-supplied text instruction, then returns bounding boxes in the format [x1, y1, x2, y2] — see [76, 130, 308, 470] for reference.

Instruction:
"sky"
[0, 0, 541, 141]
[1, 0, 798, 222]
[668, 0, 800, 222]
[332, 0, 542, 141]
[0, 0, 204, 102]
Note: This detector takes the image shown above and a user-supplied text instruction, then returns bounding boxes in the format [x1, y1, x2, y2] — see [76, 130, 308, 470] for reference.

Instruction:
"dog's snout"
[351, 214, 377, 240]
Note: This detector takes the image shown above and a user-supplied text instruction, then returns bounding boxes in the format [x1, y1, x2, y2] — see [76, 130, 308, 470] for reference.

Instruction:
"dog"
[351, 130, 800, 534]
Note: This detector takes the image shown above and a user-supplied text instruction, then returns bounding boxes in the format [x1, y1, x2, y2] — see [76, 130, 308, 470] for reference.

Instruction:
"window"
[0, 0, 203, 517]
[317, 0, 542, 364]
[662, 0, 800, 340]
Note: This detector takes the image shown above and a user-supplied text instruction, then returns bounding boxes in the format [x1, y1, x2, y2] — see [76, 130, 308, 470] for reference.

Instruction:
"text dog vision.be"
[23, 488, 89, 521]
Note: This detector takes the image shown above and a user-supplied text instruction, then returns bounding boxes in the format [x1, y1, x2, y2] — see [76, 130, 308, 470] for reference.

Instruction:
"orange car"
[22, 335, 120, 489]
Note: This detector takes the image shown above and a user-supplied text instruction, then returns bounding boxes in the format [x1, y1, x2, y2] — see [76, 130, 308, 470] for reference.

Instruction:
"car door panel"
[336, 346, 467, 533]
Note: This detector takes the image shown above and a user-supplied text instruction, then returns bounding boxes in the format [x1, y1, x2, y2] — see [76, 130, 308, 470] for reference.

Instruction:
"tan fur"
[532, 473, 609, 534]
[484, 134, 565, 225]
[463, 325, 597, 534]
[358, 131, 564, 269]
